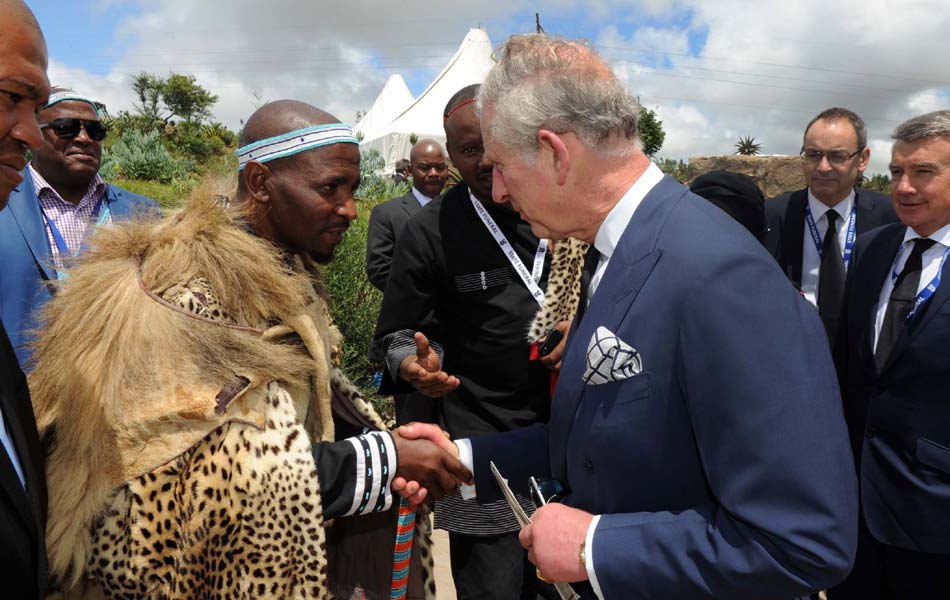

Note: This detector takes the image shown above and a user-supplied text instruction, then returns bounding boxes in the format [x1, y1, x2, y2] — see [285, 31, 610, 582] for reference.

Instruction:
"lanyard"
[805, 201, 857, 270]
[41, 195, 110, 280]
[469, 191, 548, 306]
[890, 241, 950, 321]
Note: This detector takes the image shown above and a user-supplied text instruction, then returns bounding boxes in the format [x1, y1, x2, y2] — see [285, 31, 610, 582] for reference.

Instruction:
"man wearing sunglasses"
[0, 86, 157, 368]
[765, 108, 897, 348]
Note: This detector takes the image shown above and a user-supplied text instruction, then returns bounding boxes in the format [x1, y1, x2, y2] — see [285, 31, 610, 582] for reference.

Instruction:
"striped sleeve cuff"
[342, 431, 398, 517]
[384, 329, 445, 382]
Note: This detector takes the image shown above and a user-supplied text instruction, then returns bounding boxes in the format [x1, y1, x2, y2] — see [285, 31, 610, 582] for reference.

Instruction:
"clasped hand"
[390, 422, 472, 505]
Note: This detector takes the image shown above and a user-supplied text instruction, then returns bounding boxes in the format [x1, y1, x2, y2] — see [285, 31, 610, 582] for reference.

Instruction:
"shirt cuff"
[586, 514, 604, 600]
[455, 438, 476, 500]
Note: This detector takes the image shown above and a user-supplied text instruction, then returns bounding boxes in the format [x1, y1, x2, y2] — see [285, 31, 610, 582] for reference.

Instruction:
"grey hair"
[805, 107, 868, 151]
[892, 110, 950, 143]
[477, 34, 640, 161]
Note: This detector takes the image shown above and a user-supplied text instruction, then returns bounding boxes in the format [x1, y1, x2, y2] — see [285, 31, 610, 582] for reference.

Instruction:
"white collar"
[411, 186, 435, 207]
[902, 221, 950, 249]
[806, 188, 854, 223]
[593, 162, 664, 260]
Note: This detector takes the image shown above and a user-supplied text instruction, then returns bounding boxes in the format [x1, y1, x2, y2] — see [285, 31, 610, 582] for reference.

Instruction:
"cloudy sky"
[31, 0, 949, 176]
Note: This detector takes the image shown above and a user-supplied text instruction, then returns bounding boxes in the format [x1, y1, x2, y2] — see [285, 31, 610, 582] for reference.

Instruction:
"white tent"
[360, 28, 495, 171]
[353, 74, 413, 143]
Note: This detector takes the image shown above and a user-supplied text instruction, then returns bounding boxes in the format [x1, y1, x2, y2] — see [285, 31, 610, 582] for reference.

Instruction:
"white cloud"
[45, 0, 949, 178]
[595, 0, 950, 176]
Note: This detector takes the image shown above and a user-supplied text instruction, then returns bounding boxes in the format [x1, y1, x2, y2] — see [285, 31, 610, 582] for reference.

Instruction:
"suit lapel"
[400, 192, 419, 218]
[782, 190, 807, 288]
[103, 185, 129, 219]
[7, 175, 54, 282]
[550, 176, 677, 479]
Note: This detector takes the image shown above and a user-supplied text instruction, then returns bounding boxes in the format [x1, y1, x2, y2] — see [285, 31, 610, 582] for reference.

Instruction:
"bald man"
[366, 138, 448, 291]
[0, 2, 51, 598]
[30, 100, 468, 598]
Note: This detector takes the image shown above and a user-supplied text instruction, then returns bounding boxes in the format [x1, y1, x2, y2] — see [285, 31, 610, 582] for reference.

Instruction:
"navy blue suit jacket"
[0, 173, 158, 368]
[838, 222, 950, 553]
[471, 176, 859, 598]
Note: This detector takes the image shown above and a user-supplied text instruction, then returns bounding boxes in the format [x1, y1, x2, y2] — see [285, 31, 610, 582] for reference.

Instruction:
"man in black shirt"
[372, 84, 563, 599]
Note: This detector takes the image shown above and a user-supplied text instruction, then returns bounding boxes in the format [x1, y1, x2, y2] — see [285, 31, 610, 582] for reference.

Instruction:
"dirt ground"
[431, 527, 457, 599]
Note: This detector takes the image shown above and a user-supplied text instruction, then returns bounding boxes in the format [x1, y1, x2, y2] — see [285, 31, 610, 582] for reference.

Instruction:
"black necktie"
[575, 246, 601, 324]
[817, 210, 846, 346]
[875, 238, 936, 370]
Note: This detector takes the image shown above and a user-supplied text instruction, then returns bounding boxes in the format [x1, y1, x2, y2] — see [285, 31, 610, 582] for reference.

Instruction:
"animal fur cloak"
[30, 190, 434, 599]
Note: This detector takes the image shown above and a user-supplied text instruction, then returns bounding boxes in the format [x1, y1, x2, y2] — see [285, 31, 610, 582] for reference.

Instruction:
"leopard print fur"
[527, 237, 588, 342]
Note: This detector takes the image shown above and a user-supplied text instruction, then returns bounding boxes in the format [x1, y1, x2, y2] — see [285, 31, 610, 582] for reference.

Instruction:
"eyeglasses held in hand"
[800, 148, 861, 165]
[39, 117, 108, 142]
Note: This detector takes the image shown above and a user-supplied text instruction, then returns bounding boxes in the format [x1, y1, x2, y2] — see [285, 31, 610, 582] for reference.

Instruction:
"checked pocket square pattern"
[583, 326, 643, 385]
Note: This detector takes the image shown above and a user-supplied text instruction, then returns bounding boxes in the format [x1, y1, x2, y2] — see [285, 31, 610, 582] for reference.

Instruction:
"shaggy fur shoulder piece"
[29, 192, 321, 586]
[527, 237, 589, 342]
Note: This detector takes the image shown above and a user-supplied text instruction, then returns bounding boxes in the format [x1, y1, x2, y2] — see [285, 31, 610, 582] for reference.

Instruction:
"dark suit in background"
[0, 326, 48, 600]
[366, 191, 423, 292]
[366, 190, 440, 426]
[830, 222, 950, 598]
[765, 187, 896, 291]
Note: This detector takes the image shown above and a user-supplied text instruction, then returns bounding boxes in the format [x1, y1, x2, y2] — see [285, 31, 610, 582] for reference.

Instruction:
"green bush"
[167, 121, 224, 162]
[656, 157, 689, 182]
[101, 130, 188, 183]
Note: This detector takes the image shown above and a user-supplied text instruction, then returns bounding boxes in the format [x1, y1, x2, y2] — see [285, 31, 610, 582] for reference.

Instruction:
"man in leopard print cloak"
[29, 101, 469, 600]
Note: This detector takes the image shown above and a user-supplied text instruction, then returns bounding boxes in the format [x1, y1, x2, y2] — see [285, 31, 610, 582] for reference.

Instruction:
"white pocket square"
[583, 326, 643, 385]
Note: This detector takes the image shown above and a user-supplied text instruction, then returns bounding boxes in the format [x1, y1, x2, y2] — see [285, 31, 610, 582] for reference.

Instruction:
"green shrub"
[167, 121, 223, 162]
[656, 157, 689, 182]
[357, 148, 410, 200]
[101, 130, 188, 183]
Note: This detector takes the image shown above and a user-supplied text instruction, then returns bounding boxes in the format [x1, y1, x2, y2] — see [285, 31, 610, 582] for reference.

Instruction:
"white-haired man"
[402, 34, 859, 599]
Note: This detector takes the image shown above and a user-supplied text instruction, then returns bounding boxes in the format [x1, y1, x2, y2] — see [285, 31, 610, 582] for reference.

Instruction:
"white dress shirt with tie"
[801, 190, 855, 307]
[872, 222, 950, 352]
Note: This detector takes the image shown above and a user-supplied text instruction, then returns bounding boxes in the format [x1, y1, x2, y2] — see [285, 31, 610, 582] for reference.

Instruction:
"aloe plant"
[735, 136, 763, 156]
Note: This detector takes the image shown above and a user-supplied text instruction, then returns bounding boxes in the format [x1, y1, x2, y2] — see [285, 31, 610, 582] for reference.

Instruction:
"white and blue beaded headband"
[235, 123, 359, 171]
[44, 91, 104, 117]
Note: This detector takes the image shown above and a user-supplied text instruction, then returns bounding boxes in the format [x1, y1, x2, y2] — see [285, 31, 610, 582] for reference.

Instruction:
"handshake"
[390, 422, 473, 505]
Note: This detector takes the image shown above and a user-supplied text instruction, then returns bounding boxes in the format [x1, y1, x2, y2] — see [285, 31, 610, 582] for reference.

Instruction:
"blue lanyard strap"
[890, 242, 950, 321]
[805, 201, 857, 270]
[40, 194, 109, 279]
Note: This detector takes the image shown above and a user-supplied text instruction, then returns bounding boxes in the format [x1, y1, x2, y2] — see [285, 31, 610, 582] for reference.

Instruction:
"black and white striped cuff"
[342, 431, 398, 516]
[385, 329, 445, 381]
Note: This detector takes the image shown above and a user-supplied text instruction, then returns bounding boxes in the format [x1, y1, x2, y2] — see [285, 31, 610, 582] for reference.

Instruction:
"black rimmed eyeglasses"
[800, 148, 861, 165]
[39, 117, 108, 142]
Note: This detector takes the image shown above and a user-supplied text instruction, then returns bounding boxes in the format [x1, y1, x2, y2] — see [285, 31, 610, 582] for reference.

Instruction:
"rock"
[686, 155, 806, 199]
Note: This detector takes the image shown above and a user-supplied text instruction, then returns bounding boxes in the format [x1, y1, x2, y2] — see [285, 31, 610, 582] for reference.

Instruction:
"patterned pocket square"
[583, 326, 643, 385]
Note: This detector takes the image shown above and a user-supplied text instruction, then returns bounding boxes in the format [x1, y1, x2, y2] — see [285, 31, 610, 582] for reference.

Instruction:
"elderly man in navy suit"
[830, 110, 950, 599]
[399, 34, 859, 599]
[0, 1, 52, 597]
[0, 86, 157, 368]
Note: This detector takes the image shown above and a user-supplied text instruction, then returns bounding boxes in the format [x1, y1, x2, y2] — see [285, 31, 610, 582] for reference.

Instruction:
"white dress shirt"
[411, 186, 435, 208]
[457, 162, 665, 600]
[588, 162, 665, 301]
[872, 222, 950, 352]
[800, 190, 855, 307]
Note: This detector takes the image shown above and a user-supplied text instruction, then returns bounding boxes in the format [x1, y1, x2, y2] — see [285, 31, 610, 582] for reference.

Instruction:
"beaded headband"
[44, 91, 104, 116]
[235, 123, 359, 171]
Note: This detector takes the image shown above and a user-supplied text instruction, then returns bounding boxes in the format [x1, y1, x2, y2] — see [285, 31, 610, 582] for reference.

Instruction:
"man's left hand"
[520, 503, 593, 583]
